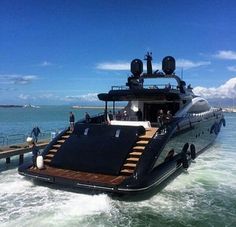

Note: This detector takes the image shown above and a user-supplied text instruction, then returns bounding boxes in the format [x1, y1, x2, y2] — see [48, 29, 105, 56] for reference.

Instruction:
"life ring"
[190, 144, 196, 160]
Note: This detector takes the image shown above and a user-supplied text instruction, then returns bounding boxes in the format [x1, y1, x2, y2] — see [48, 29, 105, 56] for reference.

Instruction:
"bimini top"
[98, 54, 194, 102]
[98, 86, 182, 102]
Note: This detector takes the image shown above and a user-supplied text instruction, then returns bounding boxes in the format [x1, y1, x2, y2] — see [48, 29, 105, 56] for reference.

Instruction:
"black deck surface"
[50, 124, 145, 175]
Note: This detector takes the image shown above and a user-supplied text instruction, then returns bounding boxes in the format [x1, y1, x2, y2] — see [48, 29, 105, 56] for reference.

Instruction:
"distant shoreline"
[0, 105, 23, 108]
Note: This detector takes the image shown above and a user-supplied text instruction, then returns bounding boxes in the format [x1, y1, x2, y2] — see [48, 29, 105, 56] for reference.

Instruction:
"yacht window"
[188, 99, 210, 113]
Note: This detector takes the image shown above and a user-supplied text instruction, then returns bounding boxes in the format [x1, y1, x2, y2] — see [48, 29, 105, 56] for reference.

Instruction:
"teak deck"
[30, 166, 127, 185]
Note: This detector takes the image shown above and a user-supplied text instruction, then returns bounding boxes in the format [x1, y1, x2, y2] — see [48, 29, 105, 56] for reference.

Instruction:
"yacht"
[18, 53, 225, 194]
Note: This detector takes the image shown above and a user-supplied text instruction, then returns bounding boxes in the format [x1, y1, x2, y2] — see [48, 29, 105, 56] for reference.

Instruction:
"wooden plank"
[133, 146, 145, 150]
[45, 154, 54, 158]
[136, 140, 149, 145]
[29, 166, 127, 186]
[127, 157, 139, 162]
[120, 169, 134, 174]
[123, 163, 136, 168]
[0, 142, 49, 159]
[129, 151, 142, 156]
[49, 149, 57, 153]
[57, 140, 65, 143]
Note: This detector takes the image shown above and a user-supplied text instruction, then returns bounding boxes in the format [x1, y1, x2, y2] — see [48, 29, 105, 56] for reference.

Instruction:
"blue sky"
[1, 0, 236, 105]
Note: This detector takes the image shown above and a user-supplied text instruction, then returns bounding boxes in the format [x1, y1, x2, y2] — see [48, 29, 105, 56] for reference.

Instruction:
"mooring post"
[6, 157, 10, 164]
[19, 154, 24, 165]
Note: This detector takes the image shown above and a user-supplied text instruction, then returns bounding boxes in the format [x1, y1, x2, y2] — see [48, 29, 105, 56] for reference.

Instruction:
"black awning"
[98, 89, 181, 102]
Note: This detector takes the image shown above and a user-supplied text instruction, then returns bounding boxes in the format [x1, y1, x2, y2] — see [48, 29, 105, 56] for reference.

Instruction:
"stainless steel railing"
[0, 127, 67, 147]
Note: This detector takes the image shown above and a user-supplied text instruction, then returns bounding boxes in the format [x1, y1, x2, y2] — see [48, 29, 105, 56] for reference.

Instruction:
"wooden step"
[49, 149, 57, 153]
[57, 140, 65, 143]
[44, 159, 51, 164]
[136, 140, 149, 145]
[120, 169, 134, 175]
[127, 157, 139, 162]
[53, 144, 61, 148]
[123, 163, 136, 168]
[45, 154, 54, 158]
[133, 146, 145, 150]
[139, 135, 153, 140]
[129, 151, 142, 156]
[62, 135, 70, 139]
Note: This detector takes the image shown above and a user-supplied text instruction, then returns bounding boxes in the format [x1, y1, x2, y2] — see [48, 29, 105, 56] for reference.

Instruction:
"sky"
[1, 0, 236, 105]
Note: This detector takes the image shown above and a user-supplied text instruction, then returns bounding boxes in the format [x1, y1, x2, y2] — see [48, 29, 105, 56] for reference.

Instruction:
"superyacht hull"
[18, 111, 224, 195]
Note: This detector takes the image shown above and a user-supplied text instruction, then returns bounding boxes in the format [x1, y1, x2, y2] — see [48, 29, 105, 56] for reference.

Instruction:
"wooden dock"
[0, 140, 49, 165]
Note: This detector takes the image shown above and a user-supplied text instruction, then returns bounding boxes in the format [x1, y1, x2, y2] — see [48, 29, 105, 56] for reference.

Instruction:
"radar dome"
[131, 59, 143, 77]
[162, 56, 176, 75]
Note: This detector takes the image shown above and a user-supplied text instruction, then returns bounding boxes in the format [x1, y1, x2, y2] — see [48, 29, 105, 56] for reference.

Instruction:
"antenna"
[144, 52, 153, 75]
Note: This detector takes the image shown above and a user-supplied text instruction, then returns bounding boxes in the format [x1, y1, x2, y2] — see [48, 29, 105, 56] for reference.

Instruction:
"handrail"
[0, 127, 67, 147]
[6, 134, 26, 146]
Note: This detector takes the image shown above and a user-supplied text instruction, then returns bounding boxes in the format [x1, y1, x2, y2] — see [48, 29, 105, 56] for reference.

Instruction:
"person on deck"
[116, 111, 122, 120]
[85, 112, 91, 123]
[69, 112, 75, 131]
[165, 110, 173, 123]
[157, 109, 164, 127]
[31, 126, 41, 143]
[136, 108, 143, 121]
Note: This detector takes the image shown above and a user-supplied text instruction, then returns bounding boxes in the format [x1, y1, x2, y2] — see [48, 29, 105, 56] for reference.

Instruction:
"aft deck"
[26, 127, 158, 187]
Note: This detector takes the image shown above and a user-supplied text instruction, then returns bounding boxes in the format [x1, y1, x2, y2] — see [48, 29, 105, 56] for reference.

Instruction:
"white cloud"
[19, 94, 30, 100]
[0, 74, 38, 85]
[96, 59, 210, 71]
[96, 62, 130, 70]
[39, 61, 53, 67]
[193, 77, 236, 99]
[214, 50, 236, 60]
[64, 93, 98, 102]
[227, 66, 236, 72]
[176, 59, 211, 69]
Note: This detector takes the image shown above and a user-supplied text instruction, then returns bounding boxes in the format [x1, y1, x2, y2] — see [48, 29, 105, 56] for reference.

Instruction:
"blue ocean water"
[0, 106, 101, 145]
[0, 107, 235, 227]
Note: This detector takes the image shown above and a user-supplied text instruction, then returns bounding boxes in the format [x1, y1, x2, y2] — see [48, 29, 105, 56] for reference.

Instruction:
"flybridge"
[98, 53, 189, 102]
[106, 53, 187, 93]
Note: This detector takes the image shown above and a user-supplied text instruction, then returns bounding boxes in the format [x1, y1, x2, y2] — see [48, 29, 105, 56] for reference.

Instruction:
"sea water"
[0, 107, 235, 227]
